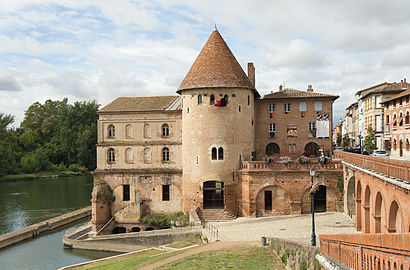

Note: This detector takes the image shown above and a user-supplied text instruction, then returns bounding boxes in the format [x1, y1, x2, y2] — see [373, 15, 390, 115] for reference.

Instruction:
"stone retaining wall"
[63, 226, 201, 252]
[0, 206, 91, 249]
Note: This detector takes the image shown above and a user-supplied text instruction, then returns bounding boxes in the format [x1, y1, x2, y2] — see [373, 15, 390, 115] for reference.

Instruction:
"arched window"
[198, 94, 202, 105]
[266, 143, 280, 155]
[162, 123, 169, 137]
[211, 147, 217, 160]
[218, 147, 224, 160]
[162, 147, 170, 162]
[108, 124, 115, 138]
[108, 148, 115, 163]
[248, 95, 250, 106]
[144, 147, 151, 163]
[144, 123, 150, 138]
[210, 94, 215, 105]
[125, 124, 133, 138]
[125, 148, 133, 163]
[224, 94, 229, 105]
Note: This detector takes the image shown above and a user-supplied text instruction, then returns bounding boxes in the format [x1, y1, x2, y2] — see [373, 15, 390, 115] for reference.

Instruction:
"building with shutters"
[91, 28, 341, 233]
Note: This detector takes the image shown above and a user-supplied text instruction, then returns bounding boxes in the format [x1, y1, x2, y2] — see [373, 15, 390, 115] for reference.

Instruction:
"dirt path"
[138, 241, 257, 270]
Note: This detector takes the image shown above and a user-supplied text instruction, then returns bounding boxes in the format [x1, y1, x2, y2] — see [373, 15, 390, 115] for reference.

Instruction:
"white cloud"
[266, 39, 327, 69]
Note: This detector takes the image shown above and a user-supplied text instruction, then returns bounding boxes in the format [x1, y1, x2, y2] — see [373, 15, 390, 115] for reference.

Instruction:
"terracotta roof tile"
[177, 29, 258, 96]
[263, 88, 339, 100]
[99, 96, 181, 112]
[381, 88, 410, 104]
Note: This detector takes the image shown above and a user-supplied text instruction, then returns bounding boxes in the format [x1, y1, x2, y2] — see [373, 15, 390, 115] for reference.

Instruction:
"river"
[0, 175, 119, 269]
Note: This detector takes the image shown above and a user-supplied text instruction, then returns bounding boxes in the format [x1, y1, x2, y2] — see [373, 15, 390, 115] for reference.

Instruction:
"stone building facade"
[91, 28, 342, 232]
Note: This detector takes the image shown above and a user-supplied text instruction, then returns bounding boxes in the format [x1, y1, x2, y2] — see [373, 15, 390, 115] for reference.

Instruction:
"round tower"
[177, 28, 260, 215]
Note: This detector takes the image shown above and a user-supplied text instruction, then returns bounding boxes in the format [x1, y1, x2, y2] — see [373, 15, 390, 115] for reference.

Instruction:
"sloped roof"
[263, 88, 339, 100]
[177, 28, 258, 96]
[99, 96, 181, 113]
[381, 88, 410, 104]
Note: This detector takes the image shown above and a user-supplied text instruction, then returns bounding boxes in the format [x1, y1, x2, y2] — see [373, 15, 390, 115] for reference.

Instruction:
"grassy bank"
[0, 171, 90, 182]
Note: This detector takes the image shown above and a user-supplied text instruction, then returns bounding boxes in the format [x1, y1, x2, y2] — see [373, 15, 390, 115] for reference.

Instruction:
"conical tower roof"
[177, 28, 258, 95]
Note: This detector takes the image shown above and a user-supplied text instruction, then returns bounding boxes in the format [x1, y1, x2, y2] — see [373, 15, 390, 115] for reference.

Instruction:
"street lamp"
[310, 167, 317, 246]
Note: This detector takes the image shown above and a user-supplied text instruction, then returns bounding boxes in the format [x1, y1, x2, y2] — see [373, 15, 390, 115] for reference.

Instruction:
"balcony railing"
[334, 150, 410, 181]
[320, 233, 410, 270]
[240, 160, 341, 172]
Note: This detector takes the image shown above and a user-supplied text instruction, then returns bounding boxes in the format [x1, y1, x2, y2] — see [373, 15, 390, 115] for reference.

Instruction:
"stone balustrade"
[320, 233, 410, 270]
[240, 160, 341, 171]
[334, 150, 410, 181]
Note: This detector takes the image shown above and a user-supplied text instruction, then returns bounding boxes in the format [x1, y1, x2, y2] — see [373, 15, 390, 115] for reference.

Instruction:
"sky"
[0, 0, 409, 126]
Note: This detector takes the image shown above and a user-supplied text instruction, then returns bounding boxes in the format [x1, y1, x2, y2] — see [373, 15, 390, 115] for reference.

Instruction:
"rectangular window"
[314, 101, 322, 111]
[375, 115, 382, 131]
[299, 102, 307, 112]
[308, 122, 316, 137]
[162, 185, 170, 201]
[375, 95, 381, 108]
[269, 123, 276, 132]
[284, 103, 291, 112]
[268, 103, 275, 112]
[288, 144, 296, 153]
[123, 184, 130, 201]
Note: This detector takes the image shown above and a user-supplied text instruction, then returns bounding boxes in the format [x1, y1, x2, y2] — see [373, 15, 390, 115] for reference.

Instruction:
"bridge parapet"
[320, 233, 410, 270]
[335, 150, 410, 181]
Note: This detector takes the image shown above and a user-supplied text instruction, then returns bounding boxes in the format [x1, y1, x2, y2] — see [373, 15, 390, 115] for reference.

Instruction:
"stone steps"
[198, 209, 236, 221]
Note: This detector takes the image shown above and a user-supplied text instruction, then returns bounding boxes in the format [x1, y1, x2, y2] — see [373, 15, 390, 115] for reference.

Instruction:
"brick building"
[381, 86, 410, 159]
[91, 28, 342, 232]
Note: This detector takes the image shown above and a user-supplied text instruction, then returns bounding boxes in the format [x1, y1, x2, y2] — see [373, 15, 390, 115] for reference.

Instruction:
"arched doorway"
[375, 192, 383, 233]
[304, 142, 319, 156]
[256, 185, 290, 216]
[112, 227, 126, 234]
[346, 177, 355, 216]
[131, 227, 141, 232]
[266, 143, 280, 155]
[364, 186, 371, 233]
[356, 181, 362, 231]
[203, 181, 224, 209]
[388, 200, 399, 233]
[314, 185, 327, 212]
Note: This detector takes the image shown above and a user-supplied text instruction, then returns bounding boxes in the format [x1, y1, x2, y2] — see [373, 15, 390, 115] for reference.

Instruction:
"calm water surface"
[0, 175, 120, 269]
[0, 175, 93, 234]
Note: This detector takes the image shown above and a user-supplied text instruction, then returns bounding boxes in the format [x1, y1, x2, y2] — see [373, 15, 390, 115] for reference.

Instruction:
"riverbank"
[0, 171, 90, 182]
[0, 206, 91, 249]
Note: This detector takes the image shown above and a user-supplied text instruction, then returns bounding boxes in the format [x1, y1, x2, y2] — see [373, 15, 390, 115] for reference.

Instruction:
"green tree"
[336, 132, 342, 146]
[342, 134, 350, 147]
[0, 113, 22, 176]
[21, 148, 51, 173]
[364, 126, 377, 152]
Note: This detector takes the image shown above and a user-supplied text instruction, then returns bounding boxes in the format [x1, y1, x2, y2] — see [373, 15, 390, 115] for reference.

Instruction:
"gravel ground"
[209, 212, 358, 245]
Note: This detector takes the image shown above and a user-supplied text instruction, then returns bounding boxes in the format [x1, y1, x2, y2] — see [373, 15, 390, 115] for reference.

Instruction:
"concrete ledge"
[63, 226, 201, 252]
[316, 254, 350, 270]
[0, 206, 91, 249]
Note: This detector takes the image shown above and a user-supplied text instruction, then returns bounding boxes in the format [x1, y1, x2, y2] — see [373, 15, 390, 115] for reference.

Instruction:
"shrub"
[298, 156, 310, 164]
[140, 212, 189, 229]
[280, 156, 292, 165]
[317, 155, 329, 165]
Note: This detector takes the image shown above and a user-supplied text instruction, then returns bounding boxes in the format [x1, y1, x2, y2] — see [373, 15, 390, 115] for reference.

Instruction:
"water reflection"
[0, 175, 93, 235]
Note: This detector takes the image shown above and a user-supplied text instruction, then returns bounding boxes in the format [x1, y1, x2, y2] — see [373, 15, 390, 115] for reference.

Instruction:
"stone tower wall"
[181, 87, 255, 213]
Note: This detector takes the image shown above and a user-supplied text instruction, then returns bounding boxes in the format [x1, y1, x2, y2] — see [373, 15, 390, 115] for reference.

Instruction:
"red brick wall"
[320, 233, 410, 270]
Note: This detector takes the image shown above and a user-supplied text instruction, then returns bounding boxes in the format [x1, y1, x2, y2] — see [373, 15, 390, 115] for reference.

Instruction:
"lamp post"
[310, 167, 317, 246]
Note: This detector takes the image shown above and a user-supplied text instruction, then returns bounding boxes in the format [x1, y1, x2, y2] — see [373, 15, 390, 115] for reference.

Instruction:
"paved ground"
[209, 212, 358, 245]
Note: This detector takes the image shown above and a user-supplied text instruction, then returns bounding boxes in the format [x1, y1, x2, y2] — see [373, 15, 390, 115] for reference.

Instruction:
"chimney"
[279, 85, 283, 91]
[307, 85, 313, 92]
[247, 63, 255, 86]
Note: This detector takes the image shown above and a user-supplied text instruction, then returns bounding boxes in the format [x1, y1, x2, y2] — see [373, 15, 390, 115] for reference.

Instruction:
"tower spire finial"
[214, 24, 217, 31]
